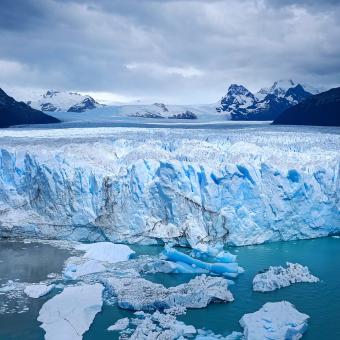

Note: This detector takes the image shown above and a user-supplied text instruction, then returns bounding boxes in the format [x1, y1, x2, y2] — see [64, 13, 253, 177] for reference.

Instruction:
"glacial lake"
[0, 237, 339, 339]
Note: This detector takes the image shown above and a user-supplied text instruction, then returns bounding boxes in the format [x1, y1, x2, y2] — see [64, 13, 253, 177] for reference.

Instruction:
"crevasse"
[0, 127, 339, 247]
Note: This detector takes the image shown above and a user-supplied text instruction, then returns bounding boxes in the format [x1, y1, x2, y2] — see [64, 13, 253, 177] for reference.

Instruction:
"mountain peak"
[28, 90, 103, 113]
[227, 84, 250, 95]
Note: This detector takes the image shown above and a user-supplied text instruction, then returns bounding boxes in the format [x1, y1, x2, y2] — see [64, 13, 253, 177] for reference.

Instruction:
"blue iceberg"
[162, 247, 242, 278]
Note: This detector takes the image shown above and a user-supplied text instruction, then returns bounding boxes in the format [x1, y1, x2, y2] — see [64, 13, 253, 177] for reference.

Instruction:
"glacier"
[0, 126, 339, 247]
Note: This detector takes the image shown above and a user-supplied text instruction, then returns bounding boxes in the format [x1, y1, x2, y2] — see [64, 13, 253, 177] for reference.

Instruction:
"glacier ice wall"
[0, 127, 339, 247]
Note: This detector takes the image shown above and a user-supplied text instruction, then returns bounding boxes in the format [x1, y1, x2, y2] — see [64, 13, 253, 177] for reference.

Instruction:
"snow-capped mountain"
[27, 90, 104, 113]
[0, 88, 60, 128]
[126, 102, 199, 119]
[217, 80, 318, 121]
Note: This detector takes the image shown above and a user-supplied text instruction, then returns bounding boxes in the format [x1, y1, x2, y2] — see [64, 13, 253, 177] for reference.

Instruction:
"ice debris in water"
[253, 262, 319, 292]
[63, 242, 135, 279]
[119, 308, 196, 339]
[104, 274, 233, 311]
[108, 317, 130, 331]
[239, 301, 309, 340]
[38, 283, 103, 340]
[196, 330, 244, 339]
[75, 242, 135, 263]
[24, 283, 55, 298]
[161, 246, 243, 278]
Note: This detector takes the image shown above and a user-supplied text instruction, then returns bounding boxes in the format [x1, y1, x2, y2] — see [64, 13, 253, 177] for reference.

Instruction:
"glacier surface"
[0, 126, 339, 247]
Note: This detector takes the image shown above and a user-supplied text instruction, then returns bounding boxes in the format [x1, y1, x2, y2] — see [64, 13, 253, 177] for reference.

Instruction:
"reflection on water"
[0, 240, 70, 284]
[0, 240, 71, 340]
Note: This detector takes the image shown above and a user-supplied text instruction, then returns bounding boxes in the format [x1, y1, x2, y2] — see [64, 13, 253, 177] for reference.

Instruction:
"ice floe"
[239, 301, 309, 340]
[75, 242, 135, 263]
[63, 242, 135, 279]
[104, 274, 233, 311]
[38, 283, 103, 340]
[107, 317, 130, 331]
[119, 309, 197, 339]
[24, 283, 55, 298]
[253, 262, 319, 292]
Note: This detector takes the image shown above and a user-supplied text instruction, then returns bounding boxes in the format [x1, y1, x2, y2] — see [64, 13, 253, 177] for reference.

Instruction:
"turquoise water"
[0, 237, 339, 339]
[86, 237, 340, 340]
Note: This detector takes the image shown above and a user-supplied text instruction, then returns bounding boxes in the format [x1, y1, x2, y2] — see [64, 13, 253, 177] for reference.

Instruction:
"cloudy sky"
[1, 0, 339, 104]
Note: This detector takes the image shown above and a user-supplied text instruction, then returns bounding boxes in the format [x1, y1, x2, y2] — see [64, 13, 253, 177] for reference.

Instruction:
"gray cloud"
[0, 0, 339, 103]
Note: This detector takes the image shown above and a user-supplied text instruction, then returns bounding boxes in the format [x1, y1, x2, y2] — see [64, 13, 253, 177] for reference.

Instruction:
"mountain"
[0, 88, 60, 128]
[273, 87, 340, 126]
[216, 80, 315, 121]
[128, 103, 198, 119]
[27, 90, 104, 113]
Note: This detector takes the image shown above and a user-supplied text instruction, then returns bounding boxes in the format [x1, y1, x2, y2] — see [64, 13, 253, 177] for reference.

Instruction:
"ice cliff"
[0, 127, 339, 247]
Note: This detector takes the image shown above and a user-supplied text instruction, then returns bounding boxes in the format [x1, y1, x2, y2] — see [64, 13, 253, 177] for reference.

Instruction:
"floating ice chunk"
[63, 259, 106, 280]
[104, 274, 233, 311]
[253, 262, 319, 292]
[239, 301, 309, 340]
[123, 309, 196, 340]
[108, 317, 130, 331]
[196, 330, 244, 339]
[24, 284, 55, 298]
[76, 242, 135, 263]
[162, 247, 241, 278]
[38, 283, 103, 340]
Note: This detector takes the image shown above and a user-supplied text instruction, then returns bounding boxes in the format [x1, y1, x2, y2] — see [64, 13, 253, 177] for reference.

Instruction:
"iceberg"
[253, 262, 319, 292]
[107, 317, 130, 331]
[63, 259, 107, 280]
[37, 283, 103, 340]
[24, 283, 55, 298]
[104, 274, 233, 311]
[239, 301, 309, 340]
[117, 309, 196, 340]
[162, 247, 242, 278]
[63, 242, 135, 279]
[0, 127, 339, 247]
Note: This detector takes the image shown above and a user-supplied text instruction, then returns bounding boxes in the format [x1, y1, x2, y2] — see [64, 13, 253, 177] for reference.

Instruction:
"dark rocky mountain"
[67, 97, 99, 113]
[169, 110, 197, 119]
[273, 87, 340, 126]
[217, 80, 314, 121]
[0, 88, 60, 128]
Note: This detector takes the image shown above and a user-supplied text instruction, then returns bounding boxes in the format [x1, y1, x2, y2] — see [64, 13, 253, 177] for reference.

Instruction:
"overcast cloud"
[0, 0, 339, 104]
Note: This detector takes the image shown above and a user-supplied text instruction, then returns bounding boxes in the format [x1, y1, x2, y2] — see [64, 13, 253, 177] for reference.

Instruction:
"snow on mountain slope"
[0, 126, 338, 247]
[217, 79, 317, 121]
[47, 102, 221, 124]
[27, 90, 104, 113]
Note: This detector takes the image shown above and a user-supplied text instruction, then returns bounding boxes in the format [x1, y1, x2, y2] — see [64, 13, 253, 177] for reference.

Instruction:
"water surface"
[0, 237, 339, 339]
